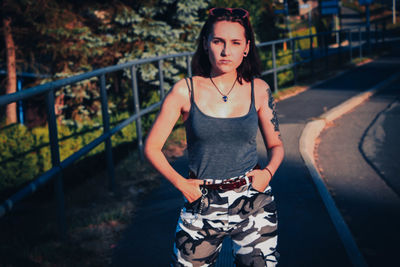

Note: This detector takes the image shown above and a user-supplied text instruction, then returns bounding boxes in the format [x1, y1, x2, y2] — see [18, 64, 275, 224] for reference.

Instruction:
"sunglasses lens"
[210, 8, 248, 18]
[232, 9, 247, 18]
[211, 8, 228, 17]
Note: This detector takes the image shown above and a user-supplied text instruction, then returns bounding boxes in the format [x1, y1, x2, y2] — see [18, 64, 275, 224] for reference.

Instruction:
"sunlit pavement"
[112, 42, 400, 266]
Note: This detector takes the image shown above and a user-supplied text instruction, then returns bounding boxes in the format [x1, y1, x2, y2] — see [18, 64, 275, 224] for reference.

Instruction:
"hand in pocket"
[247, 169, 272, 192]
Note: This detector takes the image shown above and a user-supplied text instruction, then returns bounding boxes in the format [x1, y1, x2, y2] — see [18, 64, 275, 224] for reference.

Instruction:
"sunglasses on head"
[208, 8, 249, 19]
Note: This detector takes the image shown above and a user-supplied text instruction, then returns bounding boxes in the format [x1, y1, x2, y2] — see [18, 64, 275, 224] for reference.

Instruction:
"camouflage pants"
[172, 177, 279, 267]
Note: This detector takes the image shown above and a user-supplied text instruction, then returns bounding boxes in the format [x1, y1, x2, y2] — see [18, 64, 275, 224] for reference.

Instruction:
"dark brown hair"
[191, 9, 261, 84]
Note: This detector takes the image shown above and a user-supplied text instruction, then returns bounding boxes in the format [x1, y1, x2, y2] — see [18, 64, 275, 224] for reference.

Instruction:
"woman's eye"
[233, 42, 241, 45]
[212, 40, 221, 44]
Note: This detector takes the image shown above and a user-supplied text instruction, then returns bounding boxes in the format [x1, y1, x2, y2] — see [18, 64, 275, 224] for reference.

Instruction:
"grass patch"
[352, 56, 372, 65]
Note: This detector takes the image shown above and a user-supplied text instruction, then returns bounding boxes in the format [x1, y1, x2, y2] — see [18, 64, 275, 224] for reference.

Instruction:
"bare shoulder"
[253, 78, 271, 97]
[164, 78, 192, 107]
[169, 78, 191, 99]
[253, 78, 272, 109]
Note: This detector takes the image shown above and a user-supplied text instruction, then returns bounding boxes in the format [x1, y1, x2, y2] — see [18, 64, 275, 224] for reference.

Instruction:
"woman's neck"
[209, 71, 238, 90]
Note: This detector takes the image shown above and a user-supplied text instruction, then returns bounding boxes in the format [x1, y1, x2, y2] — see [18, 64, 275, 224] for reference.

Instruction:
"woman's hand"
[177, 178, 204, 203]
[247, 169, 272, 193]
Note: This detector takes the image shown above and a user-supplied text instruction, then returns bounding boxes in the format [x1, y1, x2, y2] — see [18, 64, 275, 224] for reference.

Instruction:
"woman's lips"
[218, 60, 232, 64]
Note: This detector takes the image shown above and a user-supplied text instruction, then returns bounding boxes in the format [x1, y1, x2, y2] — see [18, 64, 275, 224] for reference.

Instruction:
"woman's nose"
[221, 44, 230, 56]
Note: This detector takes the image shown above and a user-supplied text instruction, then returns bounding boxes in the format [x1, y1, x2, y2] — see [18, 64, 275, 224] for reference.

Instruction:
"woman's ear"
[244, 40, 250, 55]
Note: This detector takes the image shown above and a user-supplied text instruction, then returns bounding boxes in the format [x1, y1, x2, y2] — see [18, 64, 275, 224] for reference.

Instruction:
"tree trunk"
[3, 17, 17, 124]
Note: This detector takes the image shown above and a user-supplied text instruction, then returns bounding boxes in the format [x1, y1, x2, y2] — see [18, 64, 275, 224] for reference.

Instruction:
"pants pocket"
[249, 184, 272, 195]
[182, 193, 210, 216]
[183, 196, 202, 212]
[247, 184, 275, 212]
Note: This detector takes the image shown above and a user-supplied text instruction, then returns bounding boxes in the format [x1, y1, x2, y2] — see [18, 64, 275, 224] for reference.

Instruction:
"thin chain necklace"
[209, 76, 238, 102]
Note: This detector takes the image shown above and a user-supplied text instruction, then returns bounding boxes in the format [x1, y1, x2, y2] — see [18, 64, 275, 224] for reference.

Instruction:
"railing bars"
[158, 60, 165, 99]
[46, 89, 67, 239]
[130, 66, 144, 161]
[99, 74, 116, 193]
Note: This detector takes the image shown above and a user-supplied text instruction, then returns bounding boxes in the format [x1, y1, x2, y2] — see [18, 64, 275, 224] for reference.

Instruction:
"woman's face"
[204, 20, 250, 75]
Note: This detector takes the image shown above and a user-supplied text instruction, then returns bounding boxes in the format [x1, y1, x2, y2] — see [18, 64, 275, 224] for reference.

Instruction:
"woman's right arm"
[144, 79, 203, 203]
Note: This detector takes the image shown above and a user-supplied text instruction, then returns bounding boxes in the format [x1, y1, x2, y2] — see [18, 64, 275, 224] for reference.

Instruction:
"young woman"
[144, 7, 284, 267]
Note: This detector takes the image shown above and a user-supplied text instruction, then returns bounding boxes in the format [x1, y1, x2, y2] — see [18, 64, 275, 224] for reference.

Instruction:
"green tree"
[0, 0, 210, 126]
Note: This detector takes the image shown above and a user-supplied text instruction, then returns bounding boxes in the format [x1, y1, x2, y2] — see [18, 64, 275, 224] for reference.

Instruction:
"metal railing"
[0, 22, 389, 237]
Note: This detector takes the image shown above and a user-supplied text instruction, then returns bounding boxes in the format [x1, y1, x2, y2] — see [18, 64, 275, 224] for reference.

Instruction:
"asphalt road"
[316, 82, 400, 267]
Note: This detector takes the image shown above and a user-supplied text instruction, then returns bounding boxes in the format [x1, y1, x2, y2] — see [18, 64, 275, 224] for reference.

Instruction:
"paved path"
[316, 81, 400, 267]
[361, 90, 400, 196]
[112, 43, 400, 266]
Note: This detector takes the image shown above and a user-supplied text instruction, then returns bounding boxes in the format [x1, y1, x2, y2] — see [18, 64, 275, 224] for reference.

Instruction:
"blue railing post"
[272, 43, 278, 93]
[291, 38, 297, 85]
[325, 33, 329, 69]
[310, 33, 314, 76]
[349, 29, 353, 62]
[186, 56, 192, 77]
[158, 60, 165, 99]
[359, 26, 362, 61]
[338, 30, 342, 65]
[130, 66, 144, 161]
[374, 21, 378, 49]
[99, 74, 115, 193]
[366, 4, 371, 55]
[17, 78, 24, 125]
[46, 90, 66, 240]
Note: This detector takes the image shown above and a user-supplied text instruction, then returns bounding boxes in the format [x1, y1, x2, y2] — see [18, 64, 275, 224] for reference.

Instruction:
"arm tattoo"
[267, 88, 281, 137]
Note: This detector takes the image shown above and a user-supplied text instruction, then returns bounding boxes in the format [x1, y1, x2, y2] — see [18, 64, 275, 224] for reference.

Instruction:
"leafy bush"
[292, 27, 318, 50]
[0, 115, 137, 195]
[259, 47, 300, 88]
[0, 125, 39, 191]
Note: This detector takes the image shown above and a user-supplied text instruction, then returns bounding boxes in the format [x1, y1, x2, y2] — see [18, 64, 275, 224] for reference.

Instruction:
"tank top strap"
[184, 77, 194, 103]
[251, 79, 255, 108]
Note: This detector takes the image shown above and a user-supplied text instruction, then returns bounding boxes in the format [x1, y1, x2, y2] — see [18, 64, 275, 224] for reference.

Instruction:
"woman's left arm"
[247, 79, 284, 192]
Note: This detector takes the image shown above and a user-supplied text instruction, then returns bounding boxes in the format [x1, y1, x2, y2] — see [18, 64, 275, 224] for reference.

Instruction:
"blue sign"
[321, 0, 339, 15]
[321, 7, 339, 15]
[321, 0, 339, 7]
[274, 9, 288, 15]
[358, 0, 373, 5]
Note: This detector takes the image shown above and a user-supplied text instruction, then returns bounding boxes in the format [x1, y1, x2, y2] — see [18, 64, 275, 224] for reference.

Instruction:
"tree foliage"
[1, 0, 210, 126]
[2, 0, 209, 74]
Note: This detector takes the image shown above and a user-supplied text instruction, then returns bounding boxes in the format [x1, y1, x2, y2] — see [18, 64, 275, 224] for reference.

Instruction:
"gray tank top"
[184, 78, 258, 180]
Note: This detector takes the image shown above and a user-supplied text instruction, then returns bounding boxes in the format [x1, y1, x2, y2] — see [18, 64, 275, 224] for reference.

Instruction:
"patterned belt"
[189, 164, 260, 191]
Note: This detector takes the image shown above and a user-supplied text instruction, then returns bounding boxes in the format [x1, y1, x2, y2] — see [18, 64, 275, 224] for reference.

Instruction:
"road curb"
[299, 72, 400, 267]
